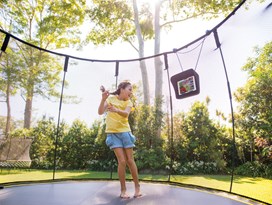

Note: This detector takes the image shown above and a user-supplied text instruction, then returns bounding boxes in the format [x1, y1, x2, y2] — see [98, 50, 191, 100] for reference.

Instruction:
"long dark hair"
[110, 81, 131, 95]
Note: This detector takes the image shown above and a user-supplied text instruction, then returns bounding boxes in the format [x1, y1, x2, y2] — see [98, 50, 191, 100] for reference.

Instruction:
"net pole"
[53, 56, 69, 180]
[164, 54, 174, 182]
[213, 30, 236, 193]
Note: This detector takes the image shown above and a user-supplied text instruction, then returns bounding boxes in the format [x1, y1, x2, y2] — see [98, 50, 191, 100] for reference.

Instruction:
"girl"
[98, 81, 142, 199]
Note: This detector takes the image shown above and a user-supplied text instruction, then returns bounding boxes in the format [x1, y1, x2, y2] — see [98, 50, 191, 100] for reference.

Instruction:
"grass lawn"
[171, 175, 272, 204]
[1, 169, 271, 204]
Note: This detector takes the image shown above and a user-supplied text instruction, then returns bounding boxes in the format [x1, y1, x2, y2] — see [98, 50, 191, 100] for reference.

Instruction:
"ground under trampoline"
[0, 180, 261, 205]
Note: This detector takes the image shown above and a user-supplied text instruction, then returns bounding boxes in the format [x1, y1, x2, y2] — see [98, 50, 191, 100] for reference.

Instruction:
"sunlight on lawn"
[232, 177, 272, 204]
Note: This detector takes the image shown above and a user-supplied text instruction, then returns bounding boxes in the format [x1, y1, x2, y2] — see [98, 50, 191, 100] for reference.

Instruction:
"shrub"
[264, 164, 272, 179]
[174, 160, 223, 175]
[87, 159, 117, 171]
[234, 161, 266, 177]
[135, 148, 167, 172]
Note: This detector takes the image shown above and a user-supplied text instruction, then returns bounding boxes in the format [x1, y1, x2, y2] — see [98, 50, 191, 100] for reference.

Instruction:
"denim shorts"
[106, 132, 136, 149]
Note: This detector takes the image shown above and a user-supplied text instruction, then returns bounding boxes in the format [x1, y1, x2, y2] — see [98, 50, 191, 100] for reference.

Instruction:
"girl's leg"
[124, 148, 141, 197]
[113, 148, 129, 198]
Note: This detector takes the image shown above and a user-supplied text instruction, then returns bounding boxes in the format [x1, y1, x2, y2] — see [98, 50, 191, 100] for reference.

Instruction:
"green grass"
[1, 169, 271, 204]
[171, 175, 272, 204]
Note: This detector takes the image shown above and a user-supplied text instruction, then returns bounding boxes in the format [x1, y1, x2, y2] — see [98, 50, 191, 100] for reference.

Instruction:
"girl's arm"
[107, 105, 131, 118]
[98, 91, 109, 115]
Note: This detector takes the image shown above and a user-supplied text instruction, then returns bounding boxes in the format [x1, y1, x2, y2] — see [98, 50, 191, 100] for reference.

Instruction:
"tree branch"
[123, 37, 139, 53]
[160, 11, 223, 28]
[20, 92, 26, 102]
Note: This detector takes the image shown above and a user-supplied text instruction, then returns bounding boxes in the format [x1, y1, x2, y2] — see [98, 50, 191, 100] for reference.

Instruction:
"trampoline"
[0, 180, 260, 205]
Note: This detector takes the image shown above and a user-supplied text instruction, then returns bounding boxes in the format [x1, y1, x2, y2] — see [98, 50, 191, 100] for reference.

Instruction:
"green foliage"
[59, 119, 113, 170]
[85, 0, 252, 45]
[135, 148, 167, 173]
[0, 46, 22, 94]
[10, 128, 32, 138]
[166, 100, 232, 175]
[128, 99, 167, 172]
[5, 0, 86, 49]
[178, 101, 225, 164]
[0, 38, 26, 135]
[0, 116, 24, 136]
[219, 127, 241, 167]
[234, 42, 272, 164]
[23, 116, 110, 170]
[86, 0, 134, 45]
[133, 103, 164, 149]
[91, 120, 112, 163]
[165, 112, 188, 163]
[30, 116, 61, 169]
[234, 161, 271, 178]
[0, 0, 86, 128]
[88, 159, 117, 172]
[172, 160, 225, 175]
[264, 164, 272, 179]
[59, 119, 94, 169]
[84, 0, 265, 109]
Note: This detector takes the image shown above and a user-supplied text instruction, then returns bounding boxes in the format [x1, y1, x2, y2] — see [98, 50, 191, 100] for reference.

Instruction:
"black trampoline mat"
[0, 181, 256, 205]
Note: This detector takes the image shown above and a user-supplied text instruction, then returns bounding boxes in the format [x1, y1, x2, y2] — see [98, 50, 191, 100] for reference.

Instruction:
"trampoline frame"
[0, 178, 269, 205]
[0, 178, 268, 205]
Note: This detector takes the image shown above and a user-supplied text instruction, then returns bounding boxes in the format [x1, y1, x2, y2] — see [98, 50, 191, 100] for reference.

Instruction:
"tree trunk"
[153, 1, 163, 139]
[132, 0, 150, 105]
[154, 2, 163, 100]
[24, 90, 33, 129]
[5, 82, 11, 137]
[139, 60, 150, 105]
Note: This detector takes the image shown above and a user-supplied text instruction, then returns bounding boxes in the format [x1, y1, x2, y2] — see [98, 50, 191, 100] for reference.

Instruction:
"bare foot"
[120, 192, 130, 199]
[134, 185, 142, 198]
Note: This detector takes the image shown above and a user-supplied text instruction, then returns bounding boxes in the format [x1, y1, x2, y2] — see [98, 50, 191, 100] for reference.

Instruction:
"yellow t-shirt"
[105, 95, 133, 133]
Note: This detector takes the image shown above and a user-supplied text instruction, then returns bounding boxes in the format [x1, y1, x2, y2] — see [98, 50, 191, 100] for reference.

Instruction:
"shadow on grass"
[0, 168, 54, 175]
[171, 174, 231, 182]
[201, 175, 265, 184]
[54, 170, 169, 182]
[171, 174, 266, 184]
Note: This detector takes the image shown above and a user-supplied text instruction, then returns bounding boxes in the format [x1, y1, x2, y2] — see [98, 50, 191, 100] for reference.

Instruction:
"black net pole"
[0, 34, 10, 189]
[1, 33, 10, 53]
[213, 30, 236, 192]
[109, 61, 120, 180]
[164, 54, 174, 182]
[115, 61, 119, 89]
[52, 56, 69, 180]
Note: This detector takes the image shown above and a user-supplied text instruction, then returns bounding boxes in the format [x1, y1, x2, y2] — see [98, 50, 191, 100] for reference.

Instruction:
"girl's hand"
[100, 85, 105, 92]
[101, 90, 109, 101]
[107, 104, 118, 113]
[100, 85, 109, 101]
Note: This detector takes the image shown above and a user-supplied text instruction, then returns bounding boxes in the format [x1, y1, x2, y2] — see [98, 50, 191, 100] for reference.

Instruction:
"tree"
[1, 0, 86, 128]
[86, 0, 260, 100]
[0, 47, 22, 136]
[29, 116, 62, 169]
[167, 111, 187, 163]
[234, 42, 272, 163]
[85, 0, 261, 139]
[60, 119, 94, 169]
[181, 100, 224, 165]
[86, 0, 152, 105]
[0, 4, 25, 136]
